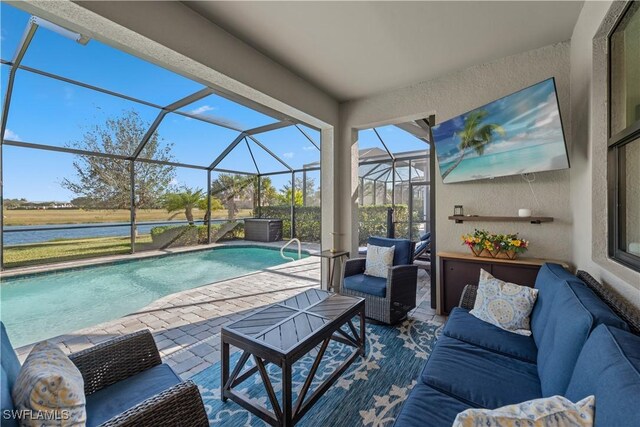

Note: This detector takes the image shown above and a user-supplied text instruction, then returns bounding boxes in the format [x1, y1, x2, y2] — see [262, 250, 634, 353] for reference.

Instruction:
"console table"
[438, 251, 570, 314]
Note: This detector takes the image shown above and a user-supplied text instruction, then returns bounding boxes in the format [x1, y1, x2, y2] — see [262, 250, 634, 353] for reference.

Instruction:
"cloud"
[302, 145, 317, 151]
[282, 152, 294, 159]
[4, 129, 20, 141]
[189, 105, 216, 115]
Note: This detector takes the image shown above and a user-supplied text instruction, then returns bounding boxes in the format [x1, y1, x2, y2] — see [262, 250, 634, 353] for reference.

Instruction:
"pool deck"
[13, 247, 441, 379]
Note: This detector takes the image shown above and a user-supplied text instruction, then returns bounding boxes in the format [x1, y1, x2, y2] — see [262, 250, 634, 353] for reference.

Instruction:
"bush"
[260, 204, 419, 245]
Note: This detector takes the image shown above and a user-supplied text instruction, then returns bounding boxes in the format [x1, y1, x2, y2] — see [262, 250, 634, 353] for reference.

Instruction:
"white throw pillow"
[470, 269, 539, 336]
[453, 395, 595, 427]
[364, 244, 395, 278]
[12, 341, 86, 427]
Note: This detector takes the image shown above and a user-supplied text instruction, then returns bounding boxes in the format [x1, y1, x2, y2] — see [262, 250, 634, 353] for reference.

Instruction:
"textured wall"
[341, 42, 573, 311]
[571, 0, 640, 307]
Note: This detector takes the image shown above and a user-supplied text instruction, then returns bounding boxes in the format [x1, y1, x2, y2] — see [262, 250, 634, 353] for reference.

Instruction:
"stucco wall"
[340, 43, 573, 310]
[570, 0, 640, 307]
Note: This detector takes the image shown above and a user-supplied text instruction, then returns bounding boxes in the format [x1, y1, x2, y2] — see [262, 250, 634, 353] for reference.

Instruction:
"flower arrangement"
[461, 229, 529, 259]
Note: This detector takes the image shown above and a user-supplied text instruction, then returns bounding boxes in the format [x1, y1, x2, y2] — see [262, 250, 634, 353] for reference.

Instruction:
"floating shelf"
[448, 215, 554, 225]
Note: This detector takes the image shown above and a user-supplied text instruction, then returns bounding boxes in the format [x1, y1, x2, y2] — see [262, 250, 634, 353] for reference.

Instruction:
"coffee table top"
[222, 289, 363, 354]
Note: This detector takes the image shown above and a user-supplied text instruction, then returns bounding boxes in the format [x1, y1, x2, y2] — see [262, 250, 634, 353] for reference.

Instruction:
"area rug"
[191, 318, 442, 426]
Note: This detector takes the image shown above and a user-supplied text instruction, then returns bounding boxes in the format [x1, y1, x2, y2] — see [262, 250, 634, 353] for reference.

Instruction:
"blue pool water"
[0, 247, 307, 347]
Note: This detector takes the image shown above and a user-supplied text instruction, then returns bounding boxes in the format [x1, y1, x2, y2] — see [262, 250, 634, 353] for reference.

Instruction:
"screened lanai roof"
[0, 4, 320, 177]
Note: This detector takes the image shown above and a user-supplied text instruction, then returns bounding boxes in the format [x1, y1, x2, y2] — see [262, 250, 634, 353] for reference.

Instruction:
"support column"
[207, 170, 212, 244]
[130, 161, 136, 253]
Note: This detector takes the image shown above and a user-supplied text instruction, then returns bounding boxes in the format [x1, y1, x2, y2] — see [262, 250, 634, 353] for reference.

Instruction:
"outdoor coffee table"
[221, 288, 366, 426]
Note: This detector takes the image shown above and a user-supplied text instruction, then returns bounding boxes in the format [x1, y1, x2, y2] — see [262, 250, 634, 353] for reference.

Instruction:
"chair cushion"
[85, 364, 181, 427]
[443, 308, 537, 363]
[394, 383, 474, 427]
[565, 325, 640, 427]
[1, 367, 18, 427]
[368, 237, 413, 265]
[364, 244, 395, 278]
[343, 274, 386, 298]
[0, 323, 20, 391]
[534, 277, 629, 397]
[421, 335, 542, 409]
[453, 395, 595, 427]
[469, 269, 538, 336]
[414, 240, 430, 256]
[12, 341, 86, 427]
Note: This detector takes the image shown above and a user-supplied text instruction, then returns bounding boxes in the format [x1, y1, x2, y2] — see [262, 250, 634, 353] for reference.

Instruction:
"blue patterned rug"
[191, 318, 442, 426]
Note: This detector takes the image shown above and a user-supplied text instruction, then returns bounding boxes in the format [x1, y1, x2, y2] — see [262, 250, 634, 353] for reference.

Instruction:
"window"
[608, 1, 640, 271]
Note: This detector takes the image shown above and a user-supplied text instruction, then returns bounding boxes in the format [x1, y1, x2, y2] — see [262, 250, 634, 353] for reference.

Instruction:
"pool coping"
[0, 240, 321, 280]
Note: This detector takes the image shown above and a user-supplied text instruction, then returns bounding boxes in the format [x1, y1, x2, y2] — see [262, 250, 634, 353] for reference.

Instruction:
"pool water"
[1, 246, 307, 348]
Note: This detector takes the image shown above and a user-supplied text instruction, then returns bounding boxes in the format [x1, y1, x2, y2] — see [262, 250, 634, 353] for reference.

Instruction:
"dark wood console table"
[438, 251, 570, 314]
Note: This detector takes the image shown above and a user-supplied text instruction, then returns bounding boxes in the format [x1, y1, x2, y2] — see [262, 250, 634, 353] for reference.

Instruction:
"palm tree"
[162, 187, 204, 225]
[211, 174, 255, 219]
[441, 110, 505, 180]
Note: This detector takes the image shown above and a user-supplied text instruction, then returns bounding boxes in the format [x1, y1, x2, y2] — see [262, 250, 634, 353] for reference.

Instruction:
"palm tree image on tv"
[433, 78, 569, 184]
[440, 110, 505, 180]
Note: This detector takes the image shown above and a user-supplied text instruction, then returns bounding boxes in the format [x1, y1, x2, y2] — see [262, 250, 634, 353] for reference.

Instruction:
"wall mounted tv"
[432, 78, 569, 184]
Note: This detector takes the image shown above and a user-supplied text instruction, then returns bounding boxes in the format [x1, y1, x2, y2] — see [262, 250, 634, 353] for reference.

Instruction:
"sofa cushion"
[452, 395, 595, 427]
[470, 269, 539, 336]
[85, 364, 181, 427]
[393, 383, 473, 427]
[530, 263, 584, 344]
[443, 308, 537, 363]
[565, 325, 640, 427]
[421, 335, 541, 409]
[368, 237, 413, 265]
[535, 276, 630, 397]
[566, 281, 630, 332]
[343, 274, 386, 298]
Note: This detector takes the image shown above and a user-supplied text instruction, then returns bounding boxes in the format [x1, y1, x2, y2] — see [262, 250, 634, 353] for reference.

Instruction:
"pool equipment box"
[244, 218, 283, 242]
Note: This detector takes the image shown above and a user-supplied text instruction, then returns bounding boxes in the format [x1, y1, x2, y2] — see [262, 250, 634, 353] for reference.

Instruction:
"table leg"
[282, 361, 293, 426]
[328, 258, 336, 291]
[221, 338, 229, 402]
[359, 306, 366, 357]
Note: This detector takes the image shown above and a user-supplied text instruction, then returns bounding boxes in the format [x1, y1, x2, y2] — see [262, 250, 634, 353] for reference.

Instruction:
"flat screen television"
[432, 78, 569, 184]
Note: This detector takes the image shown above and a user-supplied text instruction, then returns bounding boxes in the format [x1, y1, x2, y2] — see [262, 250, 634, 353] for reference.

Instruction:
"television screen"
[432, 78, 569, 184]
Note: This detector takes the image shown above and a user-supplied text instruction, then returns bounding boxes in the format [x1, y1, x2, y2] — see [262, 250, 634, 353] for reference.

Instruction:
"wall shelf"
[448, 215, 554, 225]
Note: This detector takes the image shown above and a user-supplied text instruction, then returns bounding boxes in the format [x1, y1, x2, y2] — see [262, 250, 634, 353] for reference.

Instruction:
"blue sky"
[431, 78, 566, 169]
[1, 3, 424, 201]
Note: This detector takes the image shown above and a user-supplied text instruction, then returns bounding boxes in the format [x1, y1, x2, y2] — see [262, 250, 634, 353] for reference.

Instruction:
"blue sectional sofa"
[394, 263, 640, 427]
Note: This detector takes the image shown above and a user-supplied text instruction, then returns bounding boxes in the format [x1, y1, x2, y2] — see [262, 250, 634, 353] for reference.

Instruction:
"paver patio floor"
[15, 255, 441, 379]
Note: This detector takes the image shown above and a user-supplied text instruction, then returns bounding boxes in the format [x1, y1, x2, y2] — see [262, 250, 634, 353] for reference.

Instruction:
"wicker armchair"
[69, 330, 209, 427]
[1, 325, 209, 427]
[341, 237, 418, 324]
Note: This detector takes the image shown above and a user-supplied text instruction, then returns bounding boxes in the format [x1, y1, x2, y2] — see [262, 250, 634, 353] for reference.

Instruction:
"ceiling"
[184, 1, 584, 102]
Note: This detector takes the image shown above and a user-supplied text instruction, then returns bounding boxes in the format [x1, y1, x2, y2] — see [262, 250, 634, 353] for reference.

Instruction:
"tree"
[62, 111, 175, 210]
[210, 174, 254, 219]
[441, 110, 505, 180]
[162, 187, 204, 225]
[257, 177, 280, 207]
[198, 195, 224, 222]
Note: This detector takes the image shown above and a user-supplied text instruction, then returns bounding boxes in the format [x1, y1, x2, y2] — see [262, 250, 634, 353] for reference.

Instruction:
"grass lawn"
[3, 208, 253, 226]
[3, 235, 153, 269]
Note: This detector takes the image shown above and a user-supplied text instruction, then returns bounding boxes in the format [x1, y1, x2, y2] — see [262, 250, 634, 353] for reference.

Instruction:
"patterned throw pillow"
[470, 269, 539, 336]
[453, 395, 595, 427]
[364, 244, 395, 278]
[12, 341, 86, 427]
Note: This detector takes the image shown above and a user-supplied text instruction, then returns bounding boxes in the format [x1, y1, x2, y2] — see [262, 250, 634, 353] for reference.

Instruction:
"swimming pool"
[0, 246, 307, 348]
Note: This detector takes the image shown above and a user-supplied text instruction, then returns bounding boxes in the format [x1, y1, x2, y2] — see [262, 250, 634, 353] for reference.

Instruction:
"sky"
[431, 78, 568, 175]
[1, 3, 425, 202]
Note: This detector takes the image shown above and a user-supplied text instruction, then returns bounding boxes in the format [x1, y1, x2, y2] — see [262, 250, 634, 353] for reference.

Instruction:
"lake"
[3, 221, 226, 245]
